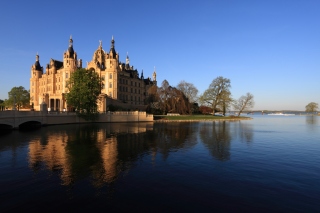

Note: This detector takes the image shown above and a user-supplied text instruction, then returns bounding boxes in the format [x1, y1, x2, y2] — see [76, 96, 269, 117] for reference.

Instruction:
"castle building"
[30, 36, 157, 112]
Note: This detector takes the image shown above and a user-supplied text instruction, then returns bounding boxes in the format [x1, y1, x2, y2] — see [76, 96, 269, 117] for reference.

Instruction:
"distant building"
[30, 36, 157, 111]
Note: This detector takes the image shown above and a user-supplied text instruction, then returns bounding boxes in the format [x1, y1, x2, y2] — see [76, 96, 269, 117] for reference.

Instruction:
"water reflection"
[152, 123, 198, 160]
[28, 123, 154, 187]
[199, 121, 254, 161]
[25, 121, 255, 188]
[306, 116, 318, 125]
[235, 121, 254, 144]
[199, 122, 231, 161]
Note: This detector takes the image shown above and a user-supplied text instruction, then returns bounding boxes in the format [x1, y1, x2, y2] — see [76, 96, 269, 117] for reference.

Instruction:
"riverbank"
[154, 115, 252, 122]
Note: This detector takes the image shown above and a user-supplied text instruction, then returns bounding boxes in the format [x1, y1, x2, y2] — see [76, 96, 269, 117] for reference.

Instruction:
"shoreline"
[154, 117, 252, 122]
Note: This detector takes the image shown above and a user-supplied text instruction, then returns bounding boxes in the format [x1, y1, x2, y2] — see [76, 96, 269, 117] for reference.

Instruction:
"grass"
[154, 114, 250, 121]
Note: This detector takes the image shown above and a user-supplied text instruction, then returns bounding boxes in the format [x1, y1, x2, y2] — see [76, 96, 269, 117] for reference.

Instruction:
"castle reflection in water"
[28, 123, 154, 187]
[26, 121, 253, 187]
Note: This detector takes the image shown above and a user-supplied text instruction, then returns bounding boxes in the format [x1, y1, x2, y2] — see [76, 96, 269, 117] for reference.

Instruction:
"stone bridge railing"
[0, 110, 153, 130]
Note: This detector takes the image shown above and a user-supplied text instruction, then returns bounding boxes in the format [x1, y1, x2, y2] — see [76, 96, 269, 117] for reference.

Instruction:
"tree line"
[145, 76, 255, 116]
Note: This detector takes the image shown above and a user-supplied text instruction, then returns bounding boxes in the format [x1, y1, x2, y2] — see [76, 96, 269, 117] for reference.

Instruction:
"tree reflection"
[199, 122, 231, 161]
[306, 116, 318, 125]
[236, 121, 254, 144]
[151, 122, 198, 160]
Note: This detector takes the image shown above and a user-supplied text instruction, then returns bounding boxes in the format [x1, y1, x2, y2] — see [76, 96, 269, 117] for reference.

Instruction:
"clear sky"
[1, 0, 319, 111]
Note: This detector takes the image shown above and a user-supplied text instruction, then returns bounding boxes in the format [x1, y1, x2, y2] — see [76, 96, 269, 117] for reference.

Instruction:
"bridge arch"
[19, 121, 42, 130]
[0, 123, 13, 130]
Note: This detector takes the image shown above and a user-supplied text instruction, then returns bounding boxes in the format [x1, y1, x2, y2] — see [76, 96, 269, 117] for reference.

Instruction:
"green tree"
[233, 93, 255, 116]
[66, 68, 101, 120]
[6, 86, 30, 110]
[305, 102, 318, 114]
[0, 99, 4, 111]
[199, 76, 232, 115]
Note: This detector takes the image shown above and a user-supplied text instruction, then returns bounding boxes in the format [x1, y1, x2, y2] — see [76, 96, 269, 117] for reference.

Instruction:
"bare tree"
[158, 80, 171, 114]
[233, 93, 255, 116]
[305, 102, 318, 114]
[177, 80, 199, 103]
[199, 76, 231, 115]
[156, 80, 191, 115]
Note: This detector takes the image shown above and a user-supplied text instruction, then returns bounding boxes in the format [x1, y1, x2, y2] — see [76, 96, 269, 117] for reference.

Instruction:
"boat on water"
[268, 112, 295, 116]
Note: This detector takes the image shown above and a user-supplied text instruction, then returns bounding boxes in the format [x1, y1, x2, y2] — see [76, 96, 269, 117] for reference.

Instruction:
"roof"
[34, 61, 42, 71]
[49, 59, 63, 69]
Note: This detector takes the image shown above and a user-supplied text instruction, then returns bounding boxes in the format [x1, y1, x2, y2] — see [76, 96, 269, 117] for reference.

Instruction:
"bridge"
[0, 110, 153, 130]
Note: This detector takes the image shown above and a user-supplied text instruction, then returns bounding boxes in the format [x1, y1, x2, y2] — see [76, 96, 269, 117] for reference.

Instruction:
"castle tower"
[62, 35, 78, 94]
[63, 35, 77, 70]
[30, 53, 43, 108]
[105, 36, 119, 99]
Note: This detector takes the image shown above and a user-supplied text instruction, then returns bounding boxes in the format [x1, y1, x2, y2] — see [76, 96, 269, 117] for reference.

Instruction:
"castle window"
[66, 73, 69, 78]
[110, 74, 112, 79]
[135, 82, 137, 87]
[131, 81, 133, 86]
[109, 92, 112, 97]
[135, 89, 136, 93]
[109, 83, 112, 88]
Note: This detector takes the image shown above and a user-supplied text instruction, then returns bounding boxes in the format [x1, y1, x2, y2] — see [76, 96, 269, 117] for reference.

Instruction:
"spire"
[69, 35, 73, 47]
[34, 53, 42, 71]
[99, 40, 102, 48]
[67, 35, 75, 57]
[126, 52, 129, 65]
[109, 35, 116, 58]
[111, 35, 115, 49]
[141, 69, 144, 79]
[152, 66, 157, 81]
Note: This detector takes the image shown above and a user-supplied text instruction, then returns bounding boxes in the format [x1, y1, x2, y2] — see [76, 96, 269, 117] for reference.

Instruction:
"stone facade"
[30, 36, 157, 111]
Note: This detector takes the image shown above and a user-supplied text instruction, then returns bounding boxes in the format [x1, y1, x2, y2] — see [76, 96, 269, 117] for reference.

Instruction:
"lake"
[0, 115, 319, 212]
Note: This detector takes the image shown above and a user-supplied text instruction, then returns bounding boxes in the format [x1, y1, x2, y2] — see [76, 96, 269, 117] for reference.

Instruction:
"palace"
[30, 36, 157, 111]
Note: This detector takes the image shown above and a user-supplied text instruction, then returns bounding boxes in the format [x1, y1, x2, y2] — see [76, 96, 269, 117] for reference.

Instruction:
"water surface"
[0, 115, 319, 212]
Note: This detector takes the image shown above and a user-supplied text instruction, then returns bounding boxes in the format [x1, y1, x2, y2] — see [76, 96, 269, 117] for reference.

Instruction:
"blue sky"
[1, 0, 319, 111]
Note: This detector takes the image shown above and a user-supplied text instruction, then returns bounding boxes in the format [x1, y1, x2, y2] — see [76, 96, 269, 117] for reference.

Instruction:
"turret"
[31, 53, 43, 78]
[63, 35, 78, 69]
